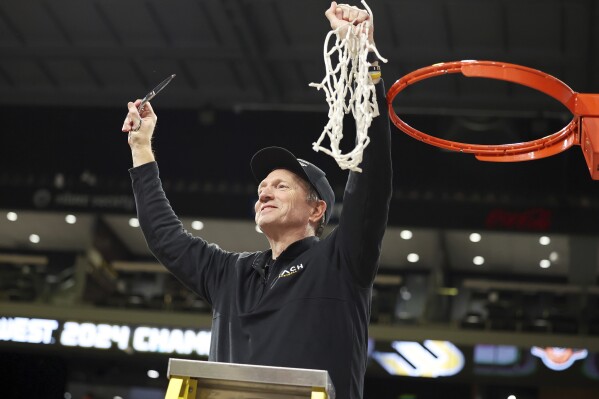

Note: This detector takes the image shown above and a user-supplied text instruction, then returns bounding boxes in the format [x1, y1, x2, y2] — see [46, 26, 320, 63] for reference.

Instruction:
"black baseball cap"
[251, 147, 335, 224]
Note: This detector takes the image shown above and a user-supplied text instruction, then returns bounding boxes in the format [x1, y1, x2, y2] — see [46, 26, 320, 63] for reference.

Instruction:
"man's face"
[254, 169, 314, 234]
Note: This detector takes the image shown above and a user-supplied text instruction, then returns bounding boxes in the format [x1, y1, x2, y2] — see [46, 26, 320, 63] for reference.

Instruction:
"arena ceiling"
[0, 0, 597, 112]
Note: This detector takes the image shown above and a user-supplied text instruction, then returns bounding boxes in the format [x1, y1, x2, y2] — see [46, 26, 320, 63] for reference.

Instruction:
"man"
[121, 3, 392, 398]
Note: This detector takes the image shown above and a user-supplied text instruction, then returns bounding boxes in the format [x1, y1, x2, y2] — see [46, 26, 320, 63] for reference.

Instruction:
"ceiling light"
[540, 259, 551, 269]
[508, 395, 517, 399]
[465, 314, 482, 323]
[549, 251, 559, 262]
[473, 256, 485, 265]
[147, 369, 159, 379]
[533, 318, 548, 327]
[29, 234, 40, 244]
[400, 287, 411, 300]
[469, 233, 481, 243]
[191, 220, 204, 230]
[129, 218, 140, 228]
[6, 212, 17, 221]
[539, 236, 551, 245]
[400, 230, 413, 240]
[255, 225, 263, 233]
[65, 214, 77, 224]
[438, 287, 459, 296]
[407, 253, 419, 263]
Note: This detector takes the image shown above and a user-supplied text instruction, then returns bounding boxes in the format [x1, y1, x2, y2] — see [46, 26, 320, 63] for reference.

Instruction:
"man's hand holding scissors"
[121, 74, 176, 167]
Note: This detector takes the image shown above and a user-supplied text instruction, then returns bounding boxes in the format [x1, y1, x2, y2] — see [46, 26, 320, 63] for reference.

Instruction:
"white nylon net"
[309, 1, 387, 172]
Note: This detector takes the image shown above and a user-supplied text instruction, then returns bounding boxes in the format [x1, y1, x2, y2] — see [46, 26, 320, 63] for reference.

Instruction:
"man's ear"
[309, 200, 327, 223]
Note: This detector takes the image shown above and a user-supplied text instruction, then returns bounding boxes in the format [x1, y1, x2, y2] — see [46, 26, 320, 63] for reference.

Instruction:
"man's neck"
[265, 228, 313, 259]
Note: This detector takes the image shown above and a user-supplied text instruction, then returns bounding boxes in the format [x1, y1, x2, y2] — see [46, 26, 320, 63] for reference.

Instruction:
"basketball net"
[310, 1, 387, 172]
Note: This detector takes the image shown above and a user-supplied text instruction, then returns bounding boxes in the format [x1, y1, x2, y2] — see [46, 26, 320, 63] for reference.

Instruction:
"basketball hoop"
[387, 60, 599, 180]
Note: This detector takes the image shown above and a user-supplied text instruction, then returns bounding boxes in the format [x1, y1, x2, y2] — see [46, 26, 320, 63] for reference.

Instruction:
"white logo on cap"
[298, 160, 309, 167]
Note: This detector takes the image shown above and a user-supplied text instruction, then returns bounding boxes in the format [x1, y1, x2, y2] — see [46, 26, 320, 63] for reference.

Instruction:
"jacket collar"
[277, 236, 319, 260]
[251, 236, 319, 274]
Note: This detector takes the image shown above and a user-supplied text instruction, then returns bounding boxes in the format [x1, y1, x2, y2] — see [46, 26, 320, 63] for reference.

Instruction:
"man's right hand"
[122, 100, 157, 167]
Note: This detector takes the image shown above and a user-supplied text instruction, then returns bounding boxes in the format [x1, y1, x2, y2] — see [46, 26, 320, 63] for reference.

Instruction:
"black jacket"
[130, 82, 392, 399]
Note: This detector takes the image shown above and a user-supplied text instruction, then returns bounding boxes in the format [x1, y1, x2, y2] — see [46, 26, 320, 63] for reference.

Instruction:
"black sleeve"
[336, 81, 393, 287]
[129, 162, 238, 305]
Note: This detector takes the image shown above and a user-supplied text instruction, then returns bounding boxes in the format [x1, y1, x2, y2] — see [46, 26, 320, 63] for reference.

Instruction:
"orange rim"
[386, 60, 581, 161]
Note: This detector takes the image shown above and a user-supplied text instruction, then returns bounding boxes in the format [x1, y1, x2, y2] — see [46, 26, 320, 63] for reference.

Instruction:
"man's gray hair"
[307, 186, 325, 237]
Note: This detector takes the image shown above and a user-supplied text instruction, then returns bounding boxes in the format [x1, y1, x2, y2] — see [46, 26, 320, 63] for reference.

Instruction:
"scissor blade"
[139, 74, 176, 109]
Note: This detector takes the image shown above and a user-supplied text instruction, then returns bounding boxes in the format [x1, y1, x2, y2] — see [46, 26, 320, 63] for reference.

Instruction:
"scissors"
[138, 74, 176, 111]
